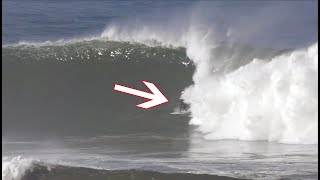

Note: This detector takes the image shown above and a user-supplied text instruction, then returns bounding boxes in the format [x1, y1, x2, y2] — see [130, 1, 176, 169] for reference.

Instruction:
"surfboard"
[170, 110, 189, 115]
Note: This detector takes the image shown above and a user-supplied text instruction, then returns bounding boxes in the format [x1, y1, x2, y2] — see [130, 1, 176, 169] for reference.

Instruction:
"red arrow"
[114, 81, 169, 109]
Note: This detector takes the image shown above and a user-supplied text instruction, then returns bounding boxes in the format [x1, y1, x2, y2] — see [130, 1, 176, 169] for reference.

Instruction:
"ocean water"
[2, 0, 318, 179]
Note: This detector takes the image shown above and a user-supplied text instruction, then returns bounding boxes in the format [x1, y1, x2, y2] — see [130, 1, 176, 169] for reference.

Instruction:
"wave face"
[2, 41, 195, 137]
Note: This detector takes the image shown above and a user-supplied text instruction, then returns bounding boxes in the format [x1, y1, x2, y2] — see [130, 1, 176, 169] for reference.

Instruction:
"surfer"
[179, 100, 189, 112]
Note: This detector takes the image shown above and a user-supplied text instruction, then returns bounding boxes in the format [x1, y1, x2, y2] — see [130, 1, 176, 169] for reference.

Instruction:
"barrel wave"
[3, 36, 317, 144]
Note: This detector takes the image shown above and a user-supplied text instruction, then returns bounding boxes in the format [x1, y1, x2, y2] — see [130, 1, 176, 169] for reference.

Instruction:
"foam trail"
[182, 43, 318, 144]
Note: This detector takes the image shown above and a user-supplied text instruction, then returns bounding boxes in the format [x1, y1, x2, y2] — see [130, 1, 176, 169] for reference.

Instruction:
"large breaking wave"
[3, 21, 318, 144]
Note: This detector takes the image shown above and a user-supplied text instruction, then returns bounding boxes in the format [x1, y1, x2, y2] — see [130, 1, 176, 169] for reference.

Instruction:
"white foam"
[182, 43, 318, 144]
[2, 156, 39, 180]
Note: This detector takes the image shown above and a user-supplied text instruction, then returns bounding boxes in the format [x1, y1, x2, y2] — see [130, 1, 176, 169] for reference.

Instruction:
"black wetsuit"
[179, 100, 188, 112]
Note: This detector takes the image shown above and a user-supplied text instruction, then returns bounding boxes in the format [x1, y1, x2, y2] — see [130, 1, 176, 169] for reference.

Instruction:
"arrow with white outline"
[114, 81, 169, 109]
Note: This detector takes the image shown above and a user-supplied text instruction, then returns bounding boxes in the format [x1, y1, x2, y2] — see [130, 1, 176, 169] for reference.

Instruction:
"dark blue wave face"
[3, 0, 318, 48]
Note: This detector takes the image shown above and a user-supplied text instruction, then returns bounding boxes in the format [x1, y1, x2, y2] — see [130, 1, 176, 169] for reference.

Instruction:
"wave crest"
[2, 156, 39, 180]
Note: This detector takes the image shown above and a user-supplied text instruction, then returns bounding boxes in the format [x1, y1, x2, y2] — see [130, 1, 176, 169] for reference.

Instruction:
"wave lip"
[2, 40, 191, 65]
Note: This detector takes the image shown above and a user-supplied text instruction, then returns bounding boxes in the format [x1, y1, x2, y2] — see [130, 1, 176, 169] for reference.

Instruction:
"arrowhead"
[136, 81, 169, 109]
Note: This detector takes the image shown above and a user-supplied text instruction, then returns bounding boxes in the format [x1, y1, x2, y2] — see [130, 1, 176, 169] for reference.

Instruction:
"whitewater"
[184, 43, 318, 144]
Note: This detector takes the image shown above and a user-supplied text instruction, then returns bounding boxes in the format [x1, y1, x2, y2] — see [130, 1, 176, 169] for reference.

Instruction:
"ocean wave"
[2, 156, 41, 180]
[2, 156, 239, 180]
[2, 22, 318, 144]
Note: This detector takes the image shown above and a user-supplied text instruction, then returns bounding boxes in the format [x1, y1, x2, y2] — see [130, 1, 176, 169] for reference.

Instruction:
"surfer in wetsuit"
[179, 100, 189, 112]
